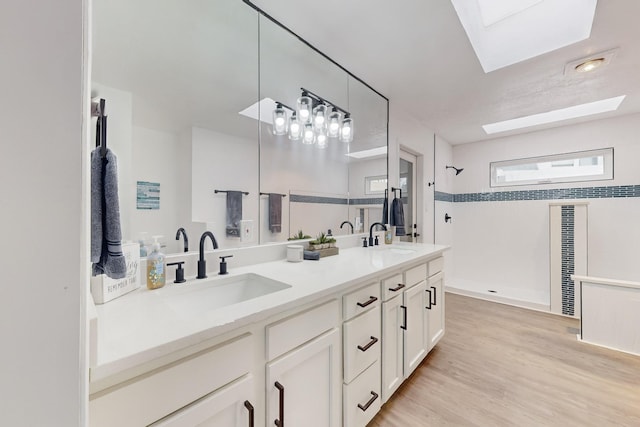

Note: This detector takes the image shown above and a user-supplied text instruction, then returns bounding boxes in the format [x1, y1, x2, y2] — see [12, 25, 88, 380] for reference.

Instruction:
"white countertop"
[91, 242, 448, 382]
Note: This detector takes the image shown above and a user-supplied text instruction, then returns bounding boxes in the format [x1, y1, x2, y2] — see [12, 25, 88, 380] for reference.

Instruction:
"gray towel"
[382, 190, 389, 225]
[391, 196, 406, 236]
[269, 193, 282, 233]
[91, 148, 127, 279]
[225, 191, 243, 237]
[303, 250, 320, 260]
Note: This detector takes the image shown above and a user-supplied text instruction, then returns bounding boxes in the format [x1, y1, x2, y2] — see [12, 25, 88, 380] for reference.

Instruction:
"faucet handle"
[362, 237, 368, 248]
[167, 261, 186, 284]
[219, 255, 233, 275]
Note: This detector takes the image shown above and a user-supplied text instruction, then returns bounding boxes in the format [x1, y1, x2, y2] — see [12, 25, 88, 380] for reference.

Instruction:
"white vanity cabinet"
[265, 300, 342, 427]
[89, 334, 255, 427]
[151, 374, 255, 427]
[342, 283, 382, 427]
[426, 257, 445, 351]
[381, 262, 430, 403]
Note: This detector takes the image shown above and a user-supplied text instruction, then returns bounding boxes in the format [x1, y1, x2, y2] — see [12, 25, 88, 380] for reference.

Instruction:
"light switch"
[240, 219, 254, 243]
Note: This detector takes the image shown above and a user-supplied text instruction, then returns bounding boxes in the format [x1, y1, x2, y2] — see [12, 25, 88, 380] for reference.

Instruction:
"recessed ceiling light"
[574, 58, 605, 73]
[482, 95, 626, 134]
[564, 48, 619, 76]
[451, 0, 597, 73]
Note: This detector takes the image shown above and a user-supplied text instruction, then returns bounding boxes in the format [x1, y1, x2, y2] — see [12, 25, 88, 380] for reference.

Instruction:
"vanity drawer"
[405, 263, 427, 287]
[266, 299, 339, 361]
[343, 305, 381, 383]
[381, 273, 404, 301]
[428, 256, 444, 277]
[343, 282, 380, 320]
[343, 359, 381, 427]
[90, 334, 252, 427]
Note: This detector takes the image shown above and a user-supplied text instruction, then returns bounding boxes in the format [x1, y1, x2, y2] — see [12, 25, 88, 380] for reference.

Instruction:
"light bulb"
[297, 95, 312, 124]
[316, 132, 327, 149]
[288, 113, 302, 141]
[340, 115, 353, 143]
[313, 104, 328, 132]
[272, 104, 287, 136]
[302, 123, 315, 145]
[327, 109, 341, 138]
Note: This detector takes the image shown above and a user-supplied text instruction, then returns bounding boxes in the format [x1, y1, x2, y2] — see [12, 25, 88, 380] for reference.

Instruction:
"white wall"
[389, 105, 436, 244]
[0, 0, 86, 424]
[450, 113, 640, 305]
[434, 136, 454, 280]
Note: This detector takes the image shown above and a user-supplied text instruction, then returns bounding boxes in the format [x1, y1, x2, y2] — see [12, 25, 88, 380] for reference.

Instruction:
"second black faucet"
[197, 231, 219, 279]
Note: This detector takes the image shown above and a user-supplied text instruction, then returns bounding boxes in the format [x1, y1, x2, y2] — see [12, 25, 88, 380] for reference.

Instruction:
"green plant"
[288, 230, 311, 241]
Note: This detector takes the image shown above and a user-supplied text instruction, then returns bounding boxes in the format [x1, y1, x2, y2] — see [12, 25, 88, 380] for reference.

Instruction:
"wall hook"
[444, 213, 452, 223]
[427, 182, 435, 187]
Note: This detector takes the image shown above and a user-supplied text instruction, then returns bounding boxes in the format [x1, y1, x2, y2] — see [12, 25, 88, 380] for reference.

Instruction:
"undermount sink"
[373, 246, 416, 255]
[164, 273, 291, 313]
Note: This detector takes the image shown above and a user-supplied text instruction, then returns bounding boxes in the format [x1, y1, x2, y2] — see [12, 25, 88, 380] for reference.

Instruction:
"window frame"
[364, 175, 388, 195]
[490, 148, 614, 188]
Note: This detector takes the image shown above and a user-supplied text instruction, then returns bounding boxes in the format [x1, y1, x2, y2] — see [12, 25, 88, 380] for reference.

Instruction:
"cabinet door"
[403, 280, 428, 376]
[266, 328, 341, 427]
[151, 375, 255, 427]
[381, 294, 403, 403]
[427, 272, 445, 351]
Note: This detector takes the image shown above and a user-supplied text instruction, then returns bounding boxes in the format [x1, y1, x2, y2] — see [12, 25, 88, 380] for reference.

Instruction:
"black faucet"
[340, 220, 354, 234]
[197, 231, 219, 279]
[369, 222, 387, 246]
[175, 227, 189, 253]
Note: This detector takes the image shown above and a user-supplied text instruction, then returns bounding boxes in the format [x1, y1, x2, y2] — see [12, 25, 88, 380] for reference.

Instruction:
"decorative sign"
[137, 181, 160, 210]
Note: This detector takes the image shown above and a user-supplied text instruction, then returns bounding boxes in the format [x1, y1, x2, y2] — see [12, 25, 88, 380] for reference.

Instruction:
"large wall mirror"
[91, 0, 388, 254]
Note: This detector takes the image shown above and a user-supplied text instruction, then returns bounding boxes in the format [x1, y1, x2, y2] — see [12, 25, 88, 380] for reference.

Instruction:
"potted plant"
[288, 230, 311, 241]
[308, 232, 336, 250]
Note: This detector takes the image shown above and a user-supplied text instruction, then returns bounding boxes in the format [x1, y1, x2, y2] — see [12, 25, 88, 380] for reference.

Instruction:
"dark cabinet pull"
[425, 289, 432, 310]
[357, 336, 379, 352]
[401, 305, 407, 330]
[244, 401, 254, 427]
[357, 391, 379, 412]
[274, 382, 284, 427]
[431, 286, 437, 306]
[388, 283, 405, 292]
[357, 296, 378, 308]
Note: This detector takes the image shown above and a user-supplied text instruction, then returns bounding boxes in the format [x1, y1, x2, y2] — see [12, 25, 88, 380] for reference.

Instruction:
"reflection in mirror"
[91, 0, 259, 254]
[257, 13, 389, 243]
[92, 0, 388, 254]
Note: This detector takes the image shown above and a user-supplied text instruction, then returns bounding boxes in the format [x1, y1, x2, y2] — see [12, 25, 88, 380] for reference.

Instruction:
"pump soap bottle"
[147, 237, 166, 290]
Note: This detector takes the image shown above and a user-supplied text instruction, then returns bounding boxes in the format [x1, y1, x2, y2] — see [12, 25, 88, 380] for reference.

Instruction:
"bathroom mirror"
[91, 0, 388, 253]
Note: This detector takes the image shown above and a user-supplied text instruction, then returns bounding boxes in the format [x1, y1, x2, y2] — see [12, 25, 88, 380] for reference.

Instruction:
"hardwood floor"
[369, 293, 640, 427]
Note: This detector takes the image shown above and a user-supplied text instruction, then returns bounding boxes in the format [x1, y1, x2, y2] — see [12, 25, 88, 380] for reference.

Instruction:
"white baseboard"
[445, 285, 551, 313]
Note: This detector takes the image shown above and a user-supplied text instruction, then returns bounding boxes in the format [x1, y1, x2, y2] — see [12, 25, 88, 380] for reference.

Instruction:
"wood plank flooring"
[369, 293, 640, 427]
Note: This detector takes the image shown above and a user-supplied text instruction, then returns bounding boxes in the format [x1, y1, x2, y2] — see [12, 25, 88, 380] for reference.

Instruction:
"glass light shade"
[297, 95, 312, 124]
[316, 130, 328, 149]
[272, 105, 288, 135]
[327, 109, 342, 138]
[339, 116, 353, 143]
[302, 123, 315, 145]
[312, 104, 328, 131]
[288, 113, 302, 140]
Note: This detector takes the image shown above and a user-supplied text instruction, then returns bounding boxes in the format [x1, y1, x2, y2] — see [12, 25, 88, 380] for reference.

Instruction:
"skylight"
[238, 97, 277, 124]
[346, 146, 387, 159]
[451, 0, 598, 72]
[482, 95, 626, 134]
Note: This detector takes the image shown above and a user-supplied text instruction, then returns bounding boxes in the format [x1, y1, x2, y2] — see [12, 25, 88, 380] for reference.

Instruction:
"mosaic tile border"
[561, 205, 575, 316]
[289, 195, 385, 206]
[435, 184, 640, 203]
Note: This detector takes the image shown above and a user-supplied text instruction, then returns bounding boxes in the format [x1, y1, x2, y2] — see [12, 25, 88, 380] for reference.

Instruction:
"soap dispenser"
[146, 237, 166, 290]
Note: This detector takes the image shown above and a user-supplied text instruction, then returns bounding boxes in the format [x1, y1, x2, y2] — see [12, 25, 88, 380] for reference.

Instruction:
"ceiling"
[250, 0, 640, 144]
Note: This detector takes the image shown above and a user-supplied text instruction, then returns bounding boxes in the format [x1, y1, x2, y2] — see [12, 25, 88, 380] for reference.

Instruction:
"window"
[365, 175, 388, 195]
[490, 148, 613, 187]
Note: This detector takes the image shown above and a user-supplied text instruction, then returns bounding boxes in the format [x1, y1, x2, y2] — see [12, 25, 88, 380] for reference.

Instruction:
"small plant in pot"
[308, 232, 336, 250]
[288, 230, 311, 241]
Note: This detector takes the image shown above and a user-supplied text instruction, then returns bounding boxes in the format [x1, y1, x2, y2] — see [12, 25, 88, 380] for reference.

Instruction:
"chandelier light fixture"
[272, 87, 353, 147]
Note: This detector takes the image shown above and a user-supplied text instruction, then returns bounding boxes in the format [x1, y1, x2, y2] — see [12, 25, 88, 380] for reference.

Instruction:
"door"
[266, 328, 341, 427]
[151, 375, 255, 427]
[426, 272, 445, 351]
[403, 280, 428, 375]
[399, 150, 418, 242]
[381, 294, 403, 403]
